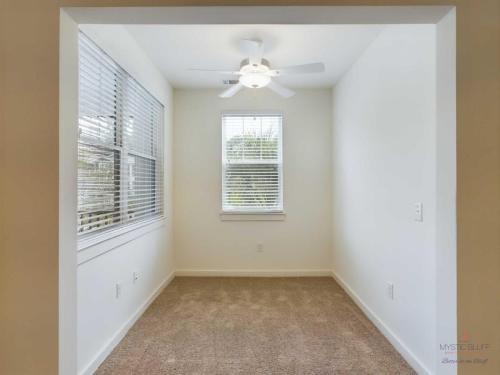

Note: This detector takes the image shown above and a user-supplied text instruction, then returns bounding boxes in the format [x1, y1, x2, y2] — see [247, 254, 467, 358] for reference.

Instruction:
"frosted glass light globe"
[240, 73, 271, 89]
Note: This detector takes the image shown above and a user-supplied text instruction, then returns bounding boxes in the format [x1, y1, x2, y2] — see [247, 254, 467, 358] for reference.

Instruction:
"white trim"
[78, 215, 166, 251]
[78, 270, 175, 375]
[59, 11, 79, 374]
[220, 212, 286, 221]
[221, 113, 284, 214]
[175, 269, 332, 277]
[78, 216, 165, 251]
[221, 110, 284, 117]
[331, 270, 432, 375]
[77, 218, 166, 265]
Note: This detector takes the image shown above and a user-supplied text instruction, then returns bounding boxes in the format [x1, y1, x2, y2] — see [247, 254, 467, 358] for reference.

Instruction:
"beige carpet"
[96, 277, 415, 374]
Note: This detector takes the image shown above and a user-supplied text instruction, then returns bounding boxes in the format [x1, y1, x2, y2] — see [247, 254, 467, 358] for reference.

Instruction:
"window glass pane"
[224, 118, 244, 160]
[78, 144, 121, 234]
[224, 164, 281, 210]
[261, 118, 279, 160]
[242, 117, 261, 160]
[223, 115, 280, 162]
[78, 35, 119, 147]
[122, 77, 160, 156]
[126, 155, 158, 221]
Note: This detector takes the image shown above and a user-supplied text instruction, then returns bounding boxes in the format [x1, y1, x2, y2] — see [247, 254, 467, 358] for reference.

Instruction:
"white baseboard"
[79, 270, 176, 375]
[331, 270, 432, 375]
[175, 269, 332, 277]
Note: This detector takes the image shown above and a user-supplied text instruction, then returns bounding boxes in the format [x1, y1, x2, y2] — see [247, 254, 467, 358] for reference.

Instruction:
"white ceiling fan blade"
[268, 62, 325, 77]
[240, 39, 264, 65]
[267, 80, 295, 98]
[219, 82, 244, 98]
[189, 68, 241, 75]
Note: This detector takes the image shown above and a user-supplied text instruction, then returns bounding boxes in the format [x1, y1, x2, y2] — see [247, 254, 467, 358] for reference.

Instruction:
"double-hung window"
[222, 114, 283, 213]
[78, 32, 164, 238]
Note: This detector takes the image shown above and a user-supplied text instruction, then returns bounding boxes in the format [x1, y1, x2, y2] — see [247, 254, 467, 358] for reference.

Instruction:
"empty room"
[3, 3, 499, 375]
[61, 7, 456, 375]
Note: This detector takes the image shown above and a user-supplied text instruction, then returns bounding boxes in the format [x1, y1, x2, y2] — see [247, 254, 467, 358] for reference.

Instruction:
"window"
[222, 114, 283, 213]
[78, 32, 164, 238]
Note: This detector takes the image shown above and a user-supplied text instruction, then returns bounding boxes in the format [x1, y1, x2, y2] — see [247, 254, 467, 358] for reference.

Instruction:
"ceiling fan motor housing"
[240, 58, 271, 70]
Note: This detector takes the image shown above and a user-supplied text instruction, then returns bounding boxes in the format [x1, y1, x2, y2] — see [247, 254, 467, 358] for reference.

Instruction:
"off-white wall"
[435, 10, 457, 375]
[73, 25, 175, 374]
[331, 25, 437, 374]
[174, 89, 332, 274]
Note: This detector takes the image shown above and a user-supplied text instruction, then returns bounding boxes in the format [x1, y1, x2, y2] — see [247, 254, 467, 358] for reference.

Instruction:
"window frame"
[220, 111, 284, 216]
[77, 32, 165, 249]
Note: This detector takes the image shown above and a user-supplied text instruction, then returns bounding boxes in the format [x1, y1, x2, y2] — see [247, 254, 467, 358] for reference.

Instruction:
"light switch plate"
[115, 283, 121, 299]
[387, 283, 394, 300]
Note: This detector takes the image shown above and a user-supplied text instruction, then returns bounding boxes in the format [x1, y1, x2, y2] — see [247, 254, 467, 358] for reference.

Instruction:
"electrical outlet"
[387, 283, 394, 300]
[115, 283, 122, 299]
[133, 271, 141, 283]
[414, 202, 423, 222]
[257, 243, 264, 252]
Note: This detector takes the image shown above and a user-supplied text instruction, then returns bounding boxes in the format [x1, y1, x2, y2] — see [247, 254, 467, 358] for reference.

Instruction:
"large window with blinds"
[222, 114, 283, 212]
[78, 32, 164, 238]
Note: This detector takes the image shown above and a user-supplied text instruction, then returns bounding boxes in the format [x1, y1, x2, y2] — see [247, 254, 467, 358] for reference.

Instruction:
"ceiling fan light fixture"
[239, 73, 271, 89]
[195, 39, 324, 98]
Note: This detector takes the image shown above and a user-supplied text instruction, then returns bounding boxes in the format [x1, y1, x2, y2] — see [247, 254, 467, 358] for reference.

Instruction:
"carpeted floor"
[96, 277, 415, 374]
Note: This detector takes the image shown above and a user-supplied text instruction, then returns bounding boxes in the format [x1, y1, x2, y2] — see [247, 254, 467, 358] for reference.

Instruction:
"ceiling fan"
[189, 39, 325, 98]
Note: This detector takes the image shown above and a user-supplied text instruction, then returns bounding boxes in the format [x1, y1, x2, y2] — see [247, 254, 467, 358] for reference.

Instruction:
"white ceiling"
[124, 25, 384, 89]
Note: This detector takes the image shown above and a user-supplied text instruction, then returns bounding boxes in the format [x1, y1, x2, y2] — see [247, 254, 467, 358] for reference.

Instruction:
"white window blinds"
[78, 32, 164, 237]
[222, 114, 283, 212]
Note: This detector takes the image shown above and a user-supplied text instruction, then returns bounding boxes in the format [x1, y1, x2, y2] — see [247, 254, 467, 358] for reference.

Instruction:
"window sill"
[77, 217, 166, 265]
[220, 211, 286, 221]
